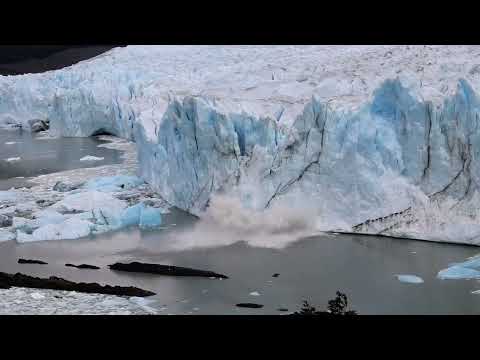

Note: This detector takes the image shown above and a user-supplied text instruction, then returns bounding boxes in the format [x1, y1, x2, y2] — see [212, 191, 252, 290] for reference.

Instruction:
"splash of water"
[162, 194, 322, 251]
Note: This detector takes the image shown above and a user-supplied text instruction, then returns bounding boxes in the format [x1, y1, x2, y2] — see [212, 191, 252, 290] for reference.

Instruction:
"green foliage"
[294, 291, 357, 316]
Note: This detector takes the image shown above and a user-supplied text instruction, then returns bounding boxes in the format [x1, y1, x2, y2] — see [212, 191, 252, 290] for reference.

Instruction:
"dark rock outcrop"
[272, 273, 280, 278]
[18, 259, 48, 265]
[108, 262, 228, 279]
[65, 263, 100, 270]
[236, 303, 264, 309]
[0, 46, 120, 76]
[0, 272, 155, 297]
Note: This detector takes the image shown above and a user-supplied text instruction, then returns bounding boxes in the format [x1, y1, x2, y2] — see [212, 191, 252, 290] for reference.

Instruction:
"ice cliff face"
[3, 46, 480, 244]
[135, 78, 480, 245]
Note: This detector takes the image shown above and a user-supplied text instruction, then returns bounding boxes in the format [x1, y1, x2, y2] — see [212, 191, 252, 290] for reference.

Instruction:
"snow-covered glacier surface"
[4, 45, 480, 245]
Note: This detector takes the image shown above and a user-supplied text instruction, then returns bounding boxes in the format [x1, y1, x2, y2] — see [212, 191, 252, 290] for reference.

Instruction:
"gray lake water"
[1, 213, 480, 315]
[1, 129, 480, 314]
[0, 129, 123, 190]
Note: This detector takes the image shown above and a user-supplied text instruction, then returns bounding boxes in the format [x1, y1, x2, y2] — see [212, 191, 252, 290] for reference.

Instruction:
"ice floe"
[395, 274, 424, 284]
[80, 156, 105, 162]
[437, 256, 480, 280]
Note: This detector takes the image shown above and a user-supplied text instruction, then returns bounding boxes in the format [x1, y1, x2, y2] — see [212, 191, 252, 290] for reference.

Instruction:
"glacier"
[3, 45, 480, 244]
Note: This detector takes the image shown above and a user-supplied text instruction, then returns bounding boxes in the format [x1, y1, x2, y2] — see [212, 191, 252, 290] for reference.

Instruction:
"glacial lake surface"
[0, 129, 123, 190]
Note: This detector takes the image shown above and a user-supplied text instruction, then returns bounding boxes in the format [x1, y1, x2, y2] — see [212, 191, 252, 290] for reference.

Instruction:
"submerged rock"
[65, 263, 100, 270]
[18, 259, 48, 265]
[0, 272, 155, 297]
[108, 262, 228, 279]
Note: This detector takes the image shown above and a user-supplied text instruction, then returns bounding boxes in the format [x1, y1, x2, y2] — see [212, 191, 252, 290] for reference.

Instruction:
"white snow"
[80, 156, 104, 162]
[395, 274, 424, 284]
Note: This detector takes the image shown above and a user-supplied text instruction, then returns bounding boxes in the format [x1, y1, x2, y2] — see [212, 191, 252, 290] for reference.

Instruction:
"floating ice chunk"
[471, 290, 480, 294]
[0, 190, 18, 202]
[395, 274, 424, 284]
[139, 206, 162, 229]
[5, 142, 16, 145]
[438, 266, 480, 280]
[101, 298, 129, 307]
[120, 203, 144, 227]
[85, 175, 144, 192]
[249, 291, 261, 296]
[0, 229, 15, 242]
[437, 256, 480, 280]
[54, 191, 126, 213]
[440, 266, 480, 280]
[34, 210, 67, 227]
[129, 297, 158, 314]
[5, 157, 21, 162]
[30, 292, 46, 300]
[17, 218, 93, 243]
[79, 156, 104, 162]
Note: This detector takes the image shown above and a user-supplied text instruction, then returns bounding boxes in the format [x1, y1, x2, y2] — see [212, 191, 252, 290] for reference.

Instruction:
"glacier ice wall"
[136, 78, 480, 244]
[3, 46, 480, 244]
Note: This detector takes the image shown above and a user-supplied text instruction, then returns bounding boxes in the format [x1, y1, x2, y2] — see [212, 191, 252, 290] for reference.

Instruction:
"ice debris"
[80, 156, 104, 162]
[395, 274, 424, 284]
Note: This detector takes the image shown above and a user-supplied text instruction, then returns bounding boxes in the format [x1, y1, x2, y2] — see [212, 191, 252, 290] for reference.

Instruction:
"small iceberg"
[249, 291, 261, 296]
[437, 255, 480, 280]
[80, 155, 104, 162]
[395, 274, 424, 284]
[5, 142, 17, 145]
[5, 157, 21, 162]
